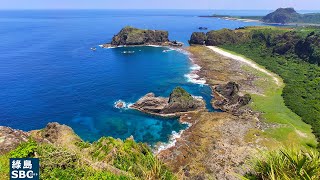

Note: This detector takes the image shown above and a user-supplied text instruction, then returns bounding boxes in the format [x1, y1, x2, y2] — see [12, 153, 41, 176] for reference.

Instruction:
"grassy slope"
[0, 137, 176, 180]
[216, 47, 317, 148]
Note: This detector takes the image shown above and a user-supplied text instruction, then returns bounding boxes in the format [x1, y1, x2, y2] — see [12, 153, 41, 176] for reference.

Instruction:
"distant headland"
[201, 8, 320, 25]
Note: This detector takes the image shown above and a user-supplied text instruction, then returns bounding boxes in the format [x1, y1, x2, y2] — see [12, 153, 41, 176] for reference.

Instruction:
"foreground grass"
[244, 147, 320, 180]
[215, 47, 317, 148]
[0, 138, 176, 180]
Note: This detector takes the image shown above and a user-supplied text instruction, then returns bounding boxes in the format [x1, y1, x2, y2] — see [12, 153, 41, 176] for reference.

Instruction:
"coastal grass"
[215, 47, 317, 148]
[0, 153, 9, 179]
[0, 137, 176, 180]
[244, 147, 320, 180]
[220, 39, 320, 145]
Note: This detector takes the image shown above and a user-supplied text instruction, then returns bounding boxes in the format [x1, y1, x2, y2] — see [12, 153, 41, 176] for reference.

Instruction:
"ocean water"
[0, 10, 263, 145]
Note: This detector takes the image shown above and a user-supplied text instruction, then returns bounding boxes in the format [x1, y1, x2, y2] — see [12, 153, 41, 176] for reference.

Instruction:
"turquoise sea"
[0, 10, 265, 145]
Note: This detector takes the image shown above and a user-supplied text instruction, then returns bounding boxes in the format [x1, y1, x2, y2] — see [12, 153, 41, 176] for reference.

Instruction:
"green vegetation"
[111, 26, 169, 46]
[244, 147, 320, 179]
[208, 27, 320, 145]
[219, 49, 317, 148]
[90, 137, 175, 180]
[9, 139, 37, 158]
[169, 86, 194, 103]
[0, 138, 175, 180]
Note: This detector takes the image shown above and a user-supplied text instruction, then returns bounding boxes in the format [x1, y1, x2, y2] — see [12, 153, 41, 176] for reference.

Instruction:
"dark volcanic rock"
[215, 82, 239, 99]
[189, 32, 207, 45]
[213, 82, 251, 113]
[110, 26, 169, 46]
[131, 87, 206, 117]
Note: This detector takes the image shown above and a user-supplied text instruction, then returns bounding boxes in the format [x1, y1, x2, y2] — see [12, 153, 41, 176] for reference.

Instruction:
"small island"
[103, 26, 183, 48]
[130, 87, 206, 118]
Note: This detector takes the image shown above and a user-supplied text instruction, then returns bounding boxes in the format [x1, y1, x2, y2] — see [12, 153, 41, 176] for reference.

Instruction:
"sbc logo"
[10, 158, 39, 180]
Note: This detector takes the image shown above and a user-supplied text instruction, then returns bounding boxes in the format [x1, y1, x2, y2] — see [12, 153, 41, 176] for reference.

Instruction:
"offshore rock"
[103, 26, 183, 47]
[131, 87, 206, 117]
[110, 26, 168, 46]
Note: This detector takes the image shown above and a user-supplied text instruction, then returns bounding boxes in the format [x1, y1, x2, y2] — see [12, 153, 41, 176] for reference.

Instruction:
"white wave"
[175, 48, 191, 56]
[155, 131, 182, 153]
[192, 95, 204, 100]
[121, 51, 135, 54]
[147, 45, 161, 48]
[155, 122, 192, 154]
[114, 100, 133, 109]
[98, 45, 103, 48]
[184, 73, 206, 85]
[190, 64, 201, 71]
[162, 49, 174, 53]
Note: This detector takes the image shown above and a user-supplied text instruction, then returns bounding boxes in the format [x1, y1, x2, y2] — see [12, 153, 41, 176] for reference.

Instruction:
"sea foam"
[155, 122, 191, 154]
[114, 100, 133, 109]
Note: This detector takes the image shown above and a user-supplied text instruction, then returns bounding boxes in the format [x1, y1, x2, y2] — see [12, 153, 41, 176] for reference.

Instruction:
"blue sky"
[1, 0, 320, 10]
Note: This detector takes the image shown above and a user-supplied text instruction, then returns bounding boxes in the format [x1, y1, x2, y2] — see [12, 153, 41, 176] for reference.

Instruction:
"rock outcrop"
[0, 122, 82, 154]
[0, 126, 30, 155]
[189, 32, 206, 45]
[131, 87, 206, 117]
[103, 26, 183, 47]
[189, 28, 249, 46]
[212, 82, 251, 113]
[111, 26, 169, 46]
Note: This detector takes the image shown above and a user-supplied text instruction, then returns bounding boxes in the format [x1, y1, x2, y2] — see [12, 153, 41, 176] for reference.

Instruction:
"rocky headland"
[130, 87, 206, 118]
[103, 26, 183, 48]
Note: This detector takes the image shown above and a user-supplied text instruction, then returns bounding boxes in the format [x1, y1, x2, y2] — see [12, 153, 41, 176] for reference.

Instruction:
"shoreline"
[207, 46, 282, 86]
[200, 15, 320, 26]
[157, 45, 268, 178]
[199, 15, 261, 23]
[108, 45, 211, 154]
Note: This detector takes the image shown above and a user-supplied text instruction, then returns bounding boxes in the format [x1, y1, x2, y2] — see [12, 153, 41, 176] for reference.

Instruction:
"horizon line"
[0, 8, 320, 11]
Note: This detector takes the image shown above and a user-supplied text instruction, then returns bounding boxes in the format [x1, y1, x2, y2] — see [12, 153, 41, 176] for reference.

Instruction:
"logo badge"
[10, 158, 39, 180]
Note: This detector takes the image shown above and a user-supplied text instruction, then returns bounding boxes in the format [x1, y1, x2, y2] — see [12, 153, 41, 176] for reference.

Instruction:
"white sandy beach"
[207, 46, 281, 86]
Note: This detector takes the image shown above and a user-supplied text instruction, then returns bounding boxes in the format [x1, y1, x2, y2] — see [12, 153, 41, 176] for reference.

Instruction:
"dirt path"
[207, 46, 281, 86]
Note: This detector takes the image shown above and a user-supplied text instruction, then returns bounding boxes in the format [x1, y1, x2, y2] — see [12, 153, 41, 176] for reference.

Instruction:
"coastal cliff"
[130, 87, 206, 117]
[189, 27, 320, 64]
[104, 26, 183, 47]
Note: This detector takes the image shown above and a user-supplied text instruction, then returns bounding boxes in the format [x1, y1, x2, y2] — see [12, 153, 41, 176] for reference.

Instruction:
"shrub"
[9, 139, 37, 158]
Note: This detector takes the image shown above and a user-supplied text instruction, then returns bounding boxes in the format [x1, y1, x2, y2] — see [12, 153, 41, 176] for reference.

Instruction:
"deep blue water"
[0, 10, 263, 144]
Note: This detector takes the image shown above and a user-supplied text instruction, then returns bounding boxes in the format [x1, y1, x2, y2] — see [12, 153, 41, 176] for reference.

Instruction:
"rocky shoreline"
[156, 46, 269, 179]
